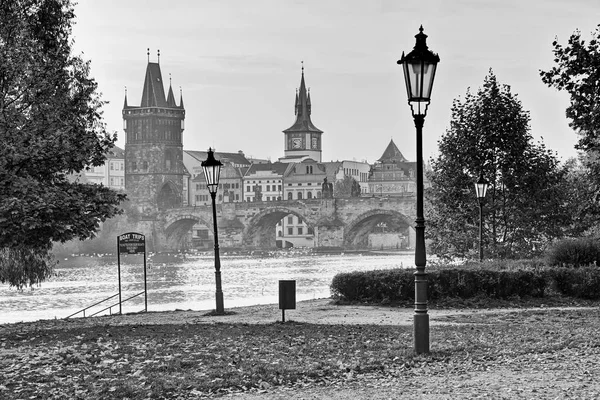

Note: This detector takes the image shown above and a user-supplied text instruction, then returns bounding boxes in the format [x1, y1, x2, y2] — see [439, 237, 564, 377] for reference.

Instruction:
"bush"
[330, 263, 600, 303]
[546, 238, 600, 267]
[550, 267, 600, 299]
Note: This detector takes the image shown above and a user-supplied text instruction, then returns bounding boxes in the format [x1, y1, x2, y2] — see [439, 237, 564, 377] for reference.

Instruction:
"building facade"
[79, 146, 126, 190]
[368, 139, 423, 196]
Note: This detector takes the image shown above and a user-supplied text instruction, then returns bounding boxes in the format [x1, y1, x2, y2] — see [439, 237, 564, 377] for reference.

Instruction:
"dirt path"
[2, 297, 594, 334]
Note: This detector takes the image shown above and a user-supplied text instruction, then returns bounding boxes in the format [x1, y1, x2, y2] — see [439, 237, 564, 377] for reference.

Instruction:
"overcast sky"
[71, 0, 599, 164]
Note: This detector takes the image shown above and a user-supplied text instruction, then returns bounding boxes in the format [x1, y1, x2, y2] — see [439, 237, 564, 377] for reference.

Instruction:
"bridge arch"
[243, 205, 317, 249]
[344, 209, 413, 249]
[164, 213, 212, 249]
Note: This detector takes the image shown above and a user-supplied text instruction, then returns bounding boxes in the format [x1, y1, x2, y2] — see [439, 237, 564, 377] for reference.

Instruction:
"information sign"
[118, 232, 146, 254]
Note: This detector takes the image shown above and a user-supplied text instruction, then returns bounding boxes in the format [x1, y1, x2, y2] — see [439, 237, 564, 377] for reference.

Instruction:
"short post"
[279, 280, 296, 322]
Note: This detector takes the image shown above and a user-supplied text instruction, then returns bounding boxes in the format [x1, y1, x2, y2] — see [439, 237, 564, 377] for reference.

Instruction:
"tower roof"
[284, 67, 323, 133]
[378, 139, 408, 162]
[166, 82, 177, 107]
[141, 62, 167, 107]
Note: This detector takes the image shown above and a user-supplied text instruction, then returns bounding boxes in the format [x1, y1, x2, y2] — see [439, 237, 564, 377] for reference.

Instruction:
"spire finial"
[301, 60, 304, 74]
[169, 73, 172, 85]
[125, 86, 127, 95]
[419, 24, 424, 33]
[147, 48, 150, 62]
[157, 49, 160, 64]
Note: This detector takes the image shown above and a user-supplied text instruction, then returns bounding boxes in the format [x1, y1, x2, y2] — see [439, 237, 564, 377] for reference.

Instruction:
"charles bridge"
[147, 196, 417, 251]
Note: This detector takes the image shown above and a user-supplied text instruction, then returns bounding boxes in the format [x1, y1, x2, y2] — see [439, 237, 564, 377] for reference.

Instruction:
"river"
[0, 250, 415, 324]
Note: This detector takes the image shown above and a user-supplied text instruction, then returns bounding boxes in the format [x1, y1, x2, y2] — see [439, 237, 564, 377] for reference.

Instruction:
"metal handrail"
[65, 291, 145, 319]
[87, 291, 146, 317]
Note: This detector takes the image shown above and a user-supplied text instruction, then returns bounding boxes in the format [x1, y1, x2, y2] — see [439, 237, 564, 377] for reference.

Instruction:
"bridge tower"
[122, 50, 186, 216]
[283, 64, 323, 162]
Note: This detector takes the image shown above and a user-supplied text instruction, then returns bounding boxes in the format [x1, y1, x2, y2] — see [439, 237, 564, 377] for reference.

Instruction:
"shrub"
[546, 238, 600, 267]
[330, 263, 600, 303]
[550, 267, 600, 299]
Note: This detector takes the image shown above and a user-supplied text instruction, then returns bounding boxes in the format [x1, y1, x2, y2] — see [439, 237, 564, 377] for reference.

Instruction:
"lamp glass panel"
[475, 181, 488, 198]
[203, 164, 221, 194]
[421, 62, 437, 99]
[402, 62, 412, 100]
[407, 60, 421, 99]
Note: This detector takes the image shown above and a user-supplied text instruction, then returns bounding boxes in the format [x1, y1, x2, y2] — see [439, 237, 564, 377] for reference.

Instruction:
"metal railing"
[65, 291, 146, 319]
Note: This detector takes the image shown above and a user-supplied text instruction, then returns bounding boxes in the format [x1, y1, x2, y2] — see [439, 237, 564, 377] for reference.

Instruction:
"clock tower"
[282, 65, 323, 162]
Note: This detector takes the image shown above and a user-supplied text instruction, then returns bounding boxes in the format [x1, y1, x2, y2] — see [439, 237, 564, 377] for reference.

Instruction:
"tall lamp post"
[475, 173, 489, 262]
[398, 25, 440, 354]
[202, 148, 225, 315]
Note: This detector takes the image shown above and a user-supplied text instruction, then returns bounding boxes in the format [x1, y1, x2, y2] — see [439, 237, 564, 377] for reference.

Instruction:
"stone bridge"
[152, 196, 416, 251]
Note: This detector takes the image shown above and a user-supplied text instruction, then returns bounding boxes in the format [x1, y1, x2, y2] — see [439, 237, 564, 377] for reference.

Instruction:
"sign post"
[117, 232, 147, 313]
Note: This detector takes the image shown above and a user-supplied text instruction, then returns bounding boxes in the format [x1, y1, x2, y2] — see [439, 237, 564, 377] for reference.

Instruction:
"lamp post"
[201, 148, 225, 315]
[398, 25, 440, 354]
[475, 173, 489, 262]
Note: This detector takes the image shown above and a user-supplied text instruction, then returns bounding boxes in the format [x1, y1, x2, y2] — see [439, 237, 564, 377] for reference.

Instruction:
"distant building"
[322, 160, 371, 195]
[122, 56, 186, 215]
[182, 150, 250, 248]
[72, 146, 125, 191]
[280, 66, 324, 163]
[368, 139, 427, 196]
[183, 150, 250, 206]
[243, 162, 289, 202]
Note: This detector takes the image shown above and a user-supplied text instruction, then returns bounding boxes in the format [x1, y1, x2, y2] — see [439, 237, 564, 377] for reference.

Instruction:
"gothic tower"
[123, 51, 186, 215]
[283, 65, 323, 162]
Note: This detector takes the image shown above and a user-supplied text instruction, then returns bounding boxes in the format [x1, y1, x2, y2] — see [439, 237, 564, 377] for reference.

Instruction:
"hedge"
[330, 266, 600, 302]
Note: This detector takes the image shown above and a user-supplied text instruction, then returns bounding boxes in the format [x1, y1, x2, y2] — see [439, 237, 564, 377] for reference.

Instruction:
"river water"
[0, 250, 415, 324]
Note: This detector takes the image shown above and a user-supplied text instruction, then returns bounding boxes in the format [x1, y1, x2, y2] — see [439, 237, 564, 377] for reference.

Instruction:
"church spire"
[123, 86, 128, 108]
[285, 62, 321, 133]
[166, 73, 177, 107]
[296, 63, 309, 117]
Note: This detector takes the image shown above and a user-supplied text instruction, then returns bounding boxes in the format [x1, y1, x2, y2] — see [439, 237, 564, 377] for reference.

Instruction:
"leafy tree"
[334, 176, 361, 198]
[0, 0, 125, 288]
[561, 158, 600, 237]
[540, 25, 600, 227]
[426, 71, 569, 260]
[53, 197, 140, 256]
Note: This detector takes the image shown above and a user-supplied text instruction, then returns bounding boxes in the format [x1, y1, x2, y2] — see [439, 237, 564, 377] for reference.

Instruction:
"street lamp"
[475, 173, 489, 262]
[201, 148, 225, 315]
[398, 25, 440, 354]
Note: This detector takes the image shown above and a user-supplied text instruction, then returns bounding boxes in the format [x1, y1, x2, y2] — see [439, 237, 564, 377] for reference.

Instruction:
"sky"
[71, 0, 599, 164]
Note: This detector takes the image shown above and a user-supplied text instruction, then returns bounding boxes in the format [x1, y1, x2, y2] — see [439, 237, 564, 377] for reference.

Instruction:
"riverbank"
[1, 298, 600, 399]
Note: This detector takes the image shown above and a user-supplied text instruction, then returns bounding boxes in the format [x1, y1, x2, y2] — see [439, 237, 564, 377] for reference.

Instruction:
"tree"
[334, 176, 361, 198]
[0, 0, 125, 288]
[426, 71, 569, 260]
[540, 25, 600, 227]
[560, 158, 600, 237]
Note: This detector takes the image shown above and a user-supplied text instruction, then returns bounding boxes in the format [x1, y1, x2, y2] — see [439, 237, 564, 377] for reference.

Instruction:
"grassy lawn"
[1, 304, 600, 399]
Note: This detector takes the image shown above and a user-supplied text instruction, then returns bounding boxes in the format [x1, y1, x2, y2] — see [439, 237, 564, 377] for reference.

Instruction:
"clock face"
[292, 138, 302, 149]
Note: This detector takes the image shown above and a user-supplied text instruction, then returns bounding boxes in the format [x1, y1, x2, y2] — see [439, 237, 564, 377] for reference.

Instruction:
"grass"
[1, 301, 600, 399]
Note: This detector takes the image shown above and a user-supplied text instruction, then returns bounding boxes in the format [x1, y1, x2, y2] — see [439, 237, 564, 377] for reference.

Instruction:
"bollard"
[278, 280, 296, 322]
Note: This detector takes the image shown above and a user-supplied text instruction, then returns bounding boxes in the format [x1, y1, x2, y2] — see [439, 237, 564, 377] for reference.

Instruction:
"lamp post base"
[215, 290, 224, 315]
[414, 312, 430, 354]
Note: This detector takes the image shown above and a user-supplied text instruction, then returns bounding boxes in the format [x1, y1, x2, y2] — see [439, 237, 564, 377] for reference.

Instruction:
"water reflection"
[0, 251, 414, 324]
